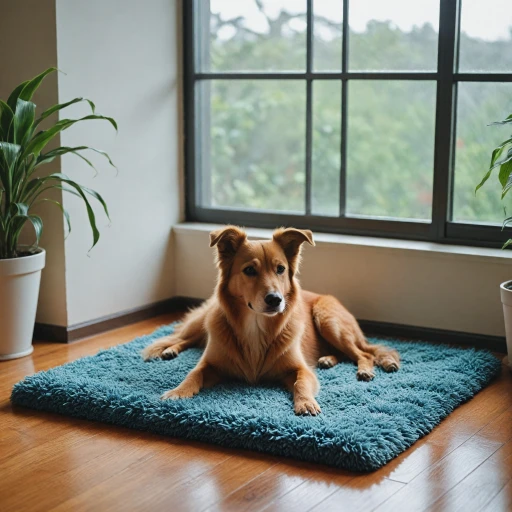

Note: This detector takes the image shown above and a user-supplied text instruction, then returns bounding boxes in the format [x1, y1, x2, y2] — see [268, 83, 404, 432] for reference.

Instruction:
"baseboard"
[359, 319, 506, 353]
[34, 296, 507, 352]
[34, 296, 204, 343]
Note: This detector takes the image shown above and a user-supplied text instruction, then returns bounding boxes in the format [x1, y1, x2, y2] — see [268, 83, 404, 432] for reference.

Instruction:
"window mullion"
[431, 0, 460, 240]
[305, 0, 313, 216]
[339, 0, 349, 218]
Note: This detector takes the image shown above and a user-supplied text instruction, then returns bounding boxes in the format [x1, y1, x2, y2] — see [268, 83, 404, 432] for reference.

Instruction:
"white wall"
[1, 0, 68, 326]
[55, 0, 182, 325]
[174, 224, 511, 337]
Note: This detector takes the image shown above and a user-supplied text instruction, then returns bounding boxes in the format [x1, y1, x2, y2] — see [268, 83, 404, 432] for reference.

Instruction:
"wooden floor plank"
[484, 479, 512, 512]
[0, 311, 509, 512]
[430, 438, 512, 512]
[161, 451, 280, 512]
[260, 471, 353, 512]
[203, 462, 311, 512]
[426, 406, 512, 512]
[50, 443, 230, 512]
[308, 477, 405, 512]
[375, 435, 504, 511]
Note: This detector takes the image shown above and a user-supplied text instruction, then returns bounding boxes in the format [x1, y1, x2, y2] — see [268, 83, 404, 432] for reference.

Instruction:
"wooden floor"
[1, 312, 511, 512]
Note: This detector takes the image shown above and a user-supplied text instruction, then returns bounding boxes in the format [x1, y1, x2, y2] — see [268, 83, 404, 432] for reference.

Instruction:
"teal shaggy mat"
[11, 323, 501, 472]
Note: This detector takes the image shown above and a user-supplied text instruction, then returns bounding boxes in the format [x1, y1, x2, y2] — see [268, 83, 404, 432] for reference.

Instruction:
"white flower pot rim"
[0, 247, 45, 277]
[500, 280, 512, 307]
[0, 247, 44, 261]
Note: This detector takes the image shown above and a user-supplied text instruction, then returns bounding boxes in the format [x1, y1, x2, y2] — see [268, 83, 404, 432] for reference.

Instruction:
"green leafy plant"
[0, 68, 117, 259]
[476, 113, 512, 248]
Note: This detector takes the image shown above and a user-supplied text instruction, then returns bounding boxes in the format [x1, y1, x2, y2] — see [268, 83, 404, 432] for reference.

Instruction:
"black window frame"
[183, 0, 512, 248]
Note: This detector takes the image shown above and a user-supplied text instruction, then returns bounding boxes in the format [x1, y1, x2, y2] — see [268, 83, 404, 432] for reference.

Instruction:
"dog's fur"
[142, 226, 400, 415]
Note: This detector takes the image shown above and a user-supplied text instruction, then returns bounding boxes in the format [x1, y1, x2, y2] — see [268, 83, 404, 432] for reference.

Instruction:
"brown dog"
[142, 226, 400, 415]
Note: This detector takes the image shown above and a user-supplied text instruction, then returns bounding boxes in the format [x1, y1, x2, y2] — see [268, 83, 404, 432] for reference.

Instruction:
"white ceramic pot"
[500, 280, 512, 369]
[0, 249, 45, 361]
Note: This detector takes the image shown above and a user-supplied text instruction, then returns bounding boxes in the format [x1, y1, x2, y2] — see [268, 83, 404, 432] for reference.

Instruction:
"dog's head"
[210, 226, 315, 316]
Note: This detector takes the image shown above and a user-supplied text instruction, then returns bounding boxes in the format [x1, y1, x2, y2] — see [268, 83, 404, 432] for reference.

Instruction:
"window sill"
[174, 222, 512, 266]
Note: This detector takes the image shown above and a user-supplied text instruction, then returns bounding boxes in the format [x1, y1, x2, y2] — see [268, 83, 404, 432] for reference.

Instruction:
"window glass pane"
[349, 0, 439, 71]
[312, 81, 341, 216]
[459, 0, 512, 73]
[313, 0, 343, 71]
[198, 0, 307, 72]
[346, 81, 436, 220]
[198, 80, 305, 212]
[452, 83, 512, 224]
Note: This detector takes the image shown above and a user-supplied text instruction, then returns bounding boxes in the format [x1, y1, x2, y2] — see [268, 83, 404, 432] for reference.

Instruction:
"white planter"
[0, 249, 45, 361]
[500, 280, 512, 369]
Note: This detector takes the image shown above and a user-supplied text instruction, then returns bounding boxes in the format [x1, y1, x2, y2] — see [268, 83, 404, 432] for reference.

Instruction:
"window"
[184, 0, 512, 247]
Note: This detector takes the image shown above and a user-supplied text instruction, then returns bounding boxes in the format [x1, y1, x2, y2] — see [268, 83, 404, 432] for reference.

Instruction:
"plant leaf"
[14, 99, 36, 145]
[35, 198, 71, 237]
[21, 114, 118, 161]
[37, 146, 116, 171]
[36, 146, 98, 176]
[499, 158, 512, 187]
[490, 114, 512, 126]
[10, 202, 29, 216]
[24, 180, 82, 204]
[87, 148, 117, 170]
[7, 81, 29, 112]
[10, 208, 43, 249]
[0, 100, 14, 142]
[0, 142, 21, 168]
[477, 141, 512, 193]
[501, 162, 512, 198]
[23, 214, 43, 246]
[490, 144, 512, 171]
[82, 186, 110, 220]
[0, 142, 21, 190]
[503, 239, 512, 250]
[502, 215, 512, 230]
[34, 97, 96, 127]
[475, 169, 492, 194]
[490, 138, 512, 167]
[45, 173, 100, 248]
[7, 67, 58, 111]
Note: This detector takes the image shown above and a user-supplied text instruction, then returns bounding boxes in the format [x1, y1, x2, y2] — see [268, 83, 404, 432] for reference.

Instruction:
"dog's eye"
[243, 266, 257, 276]
[276, 265, 286, 275]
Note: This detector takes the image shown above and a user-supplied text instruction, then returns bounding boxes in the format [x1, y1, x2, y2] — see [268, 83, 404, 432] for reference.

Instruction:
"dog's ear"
[273, 228, 315, 273]
[210, 226, 247, 260]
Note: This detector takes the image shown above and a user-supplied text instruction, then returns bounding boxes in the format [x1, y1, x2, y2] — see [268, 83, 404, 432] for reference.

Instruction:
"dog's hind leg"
[312, 295, 399, 381]
[142, 302, 208, 361]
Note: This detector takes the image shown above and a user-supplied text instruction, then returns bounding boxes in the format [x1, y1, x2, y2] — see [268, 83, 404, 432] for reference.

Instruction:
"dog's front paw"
[357, 369, 375, 381]
[294, 398, 321, 416]
[161, 386, 198, 400]
[161, 347, 179, 360]
[141, 345, 161, 361]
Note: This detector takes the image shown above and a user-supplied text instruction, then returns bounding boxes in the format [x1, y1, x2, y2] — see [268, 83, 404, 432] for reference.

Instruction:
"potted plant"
[0, 68, 116, 360]
[476, 112, 512, 368]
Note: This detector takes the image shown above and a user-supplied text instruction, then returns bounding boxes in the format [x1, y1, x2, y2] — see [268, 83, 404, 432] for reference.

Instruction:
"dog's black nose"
[264, 293, 282, 308]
